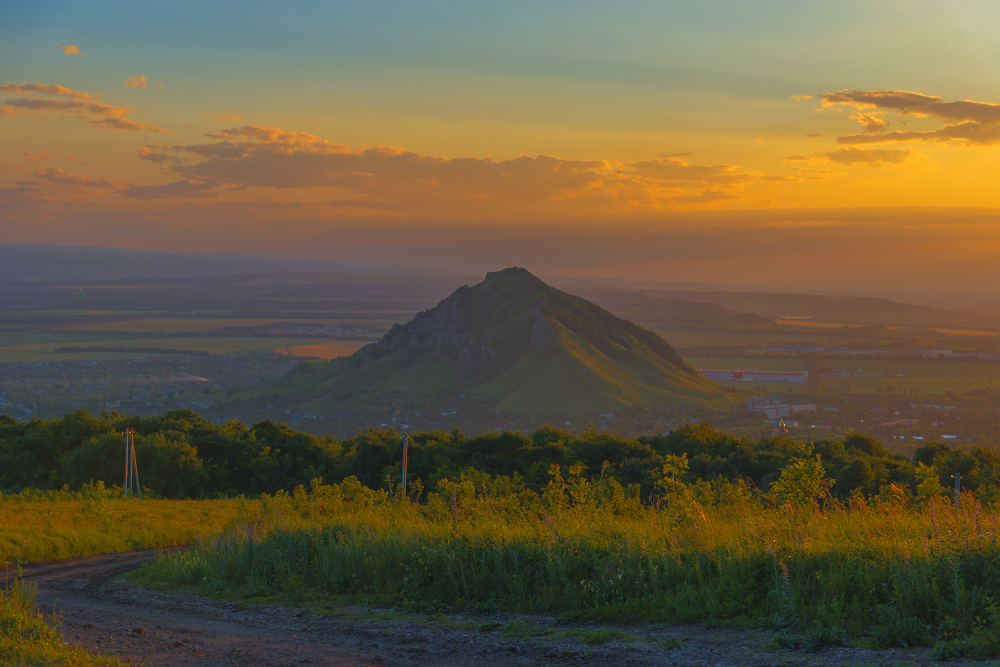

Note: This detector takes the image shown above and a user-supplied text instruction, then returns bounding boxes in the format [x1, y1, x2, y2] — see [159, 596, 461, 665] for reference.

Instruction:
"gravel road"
[15, 550, 967, 666]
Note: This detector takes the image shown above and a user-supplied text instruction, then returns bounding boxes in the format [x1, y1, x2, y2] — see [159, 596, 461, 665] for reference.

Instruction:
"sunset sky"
[3, 1, 1000, 301]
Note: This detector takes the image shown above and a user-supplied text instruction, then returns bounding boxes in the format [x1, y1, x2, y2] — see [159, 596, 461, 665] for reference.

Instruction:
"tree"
[770, 456, 833, 508]
[915, 462, 943, 502]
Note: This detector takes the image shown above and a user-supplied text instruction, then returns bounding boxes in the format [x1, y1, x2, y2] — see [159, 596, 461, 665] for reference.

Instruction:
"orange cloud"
[786, 147, 912, 167]
[131, 124, 760, 213]
[89, 117, 171, 133]
[58, 45, 81, 55]
[124, 75, 148, 90]
[4, 98, 131, 118]
[1, 81, 168, 133]
[30, 167, 115, 189]
[790, 95, 813, 101]
[0, 83, 93, 100]
[822, 89, 1000, 145]
[851, 112, 888, 133]
[202, 112, 243, 122]
[117, 180, 218, 199]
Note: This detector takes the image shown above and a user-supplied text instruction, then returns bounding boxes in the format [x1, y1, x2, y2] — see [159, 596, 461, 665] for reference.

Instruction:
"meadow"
[0, 486, 236, 568]
[136, 468, 1000, 659]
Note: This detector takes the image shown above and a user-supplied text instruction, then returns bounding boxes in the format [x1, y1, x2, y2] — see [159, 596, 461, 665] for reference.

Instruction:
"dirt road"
[18, 550, 951, 666]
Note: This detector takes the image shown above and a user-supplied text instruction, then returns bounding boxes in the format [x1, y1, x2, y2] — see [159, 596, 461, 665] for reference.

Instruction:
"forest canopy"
[0, 409, 995, 501]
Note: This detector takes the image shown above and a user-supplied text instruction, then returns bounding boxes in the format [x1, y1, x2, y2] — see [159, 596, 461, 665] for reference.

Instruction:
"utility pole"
[401, 433, 409, 499]
[123, 429, 142, 499]
[123, 428, 130, 495]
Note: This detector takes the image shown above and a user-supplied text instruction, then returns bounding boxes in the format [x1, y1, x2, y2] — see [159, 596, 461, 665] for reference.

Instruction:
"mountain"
[246, 268, 731, 419]
[613, 289, 988, 329]
[554, 289, 781, 333]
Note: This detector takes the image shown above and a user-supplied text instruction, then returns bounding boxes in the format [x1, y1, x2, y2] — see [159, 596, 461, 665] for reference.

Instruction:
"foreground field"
[0, 488, 236, 567]
[27, 549, 970, 667]
[136, 473, 1000, 660]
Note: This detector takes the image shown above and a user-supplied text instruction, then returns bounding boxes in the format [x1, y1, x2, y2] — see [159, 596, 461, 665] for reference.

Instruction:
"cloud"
[124, 76, 148, 90]
[21, 152, 70, 161]
[627, 157, 756, 186]
[805, 134, 823, 139]
[0, 83, 93, 100]
[155, 82, 164, 88]
[851, 112, 887, 133]
[134, 124, 759, 214]
[117, 180, 219, 199]
[2, 81, 168, 133]
[822, 89, 1000, 145]
[670, 190, 739, 204]
[790, 95, 813, 101]
[786, 147, 912, 167]
[58, 44, 81, 55]
[823, 147, 912, 166]
[89, 117, 171, 133]
[202, 112, 243, 122]
[124, 125, 764, 216]
[31, 167, 115, 189]
[4, 97, 131, 118]
[137, 146, 173, 164]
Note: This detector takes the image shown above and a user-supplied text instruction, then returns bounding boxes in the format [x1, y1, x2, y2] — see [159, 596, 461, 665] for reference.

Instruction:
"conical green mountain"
[260, 268, 730, 418]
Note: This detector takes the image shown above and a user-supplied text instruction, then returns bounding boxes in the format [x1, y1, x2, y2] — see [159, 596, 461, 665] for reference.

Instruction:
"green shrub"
[870, 604, 931, 648]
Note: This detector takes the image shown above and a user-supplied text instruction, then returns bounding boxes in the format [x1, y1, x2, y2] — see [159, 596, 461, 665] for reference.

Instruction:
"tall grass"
[1, 575, 125, 666]
[137, 471, 1000, 655]
[0, 484, 237, 567]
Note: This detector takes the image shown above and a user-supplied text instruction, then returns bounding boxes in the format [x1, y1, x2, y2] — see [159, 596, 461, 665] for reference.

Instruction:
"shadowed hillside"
[237, 268, 733, 420]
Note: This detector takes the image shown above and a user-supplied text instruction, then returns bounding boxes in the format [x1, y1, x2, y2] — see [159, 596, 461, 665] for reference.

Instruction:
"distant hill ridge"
[242, 268, 730, 419]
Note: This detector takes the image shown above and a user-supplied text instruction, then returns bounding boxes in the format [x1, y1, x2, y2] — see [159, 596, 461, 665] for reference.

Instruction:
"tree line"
[0, 408, 996, 501]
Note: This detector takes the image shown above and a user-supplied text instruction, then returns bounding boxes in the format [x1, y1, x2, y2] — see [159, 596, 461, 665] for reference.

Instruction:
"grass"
[0, 486, 237, 567]
[130, 473, 1000, 657]
[1, 576, 125, 666]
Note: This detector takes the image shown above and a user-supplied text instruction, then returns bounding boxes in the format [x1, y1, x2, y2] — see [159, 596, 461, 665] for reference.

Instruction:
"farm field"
[275, 340, 368, 359]
[0, 490, 236, 567]
[685, 355, 1000, 396]
[0, 334, 342, 362]
[655, 327, 905, 349]
[54, 316, 406, 334]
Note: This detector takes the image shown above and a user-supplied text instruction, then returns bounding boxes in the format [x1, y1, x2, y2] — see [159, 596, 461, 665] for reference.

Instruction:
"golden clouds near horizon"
[3, 82, 1000, 232]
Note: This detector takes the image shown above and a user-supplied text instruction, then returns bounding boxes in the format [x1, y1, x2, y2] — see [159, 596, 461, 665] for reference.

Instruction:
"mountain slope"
[247, 268, 732, 418]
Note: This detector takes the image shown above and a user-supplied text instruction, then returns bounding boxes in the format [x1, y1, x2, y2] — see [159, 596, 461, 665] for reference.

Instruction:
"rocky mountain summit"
[241, 268, 730, 420]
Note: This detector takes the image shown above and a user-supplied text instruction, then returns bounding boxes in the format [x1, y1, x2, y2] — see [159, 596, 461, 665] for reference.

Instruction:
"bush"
[870, 604, 930, 649]
[770, 456, 833, 508]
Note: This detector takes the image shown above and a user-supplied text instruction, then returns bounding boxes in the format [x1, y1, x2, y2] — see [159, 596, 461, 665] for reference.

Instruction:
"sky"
[3, 1, 1000, 302]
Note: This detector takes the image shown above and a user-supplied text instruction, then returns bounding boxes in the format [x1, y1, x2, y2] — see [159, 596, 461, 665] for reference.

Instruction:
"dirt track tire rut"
[12, 550, 974, 666]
